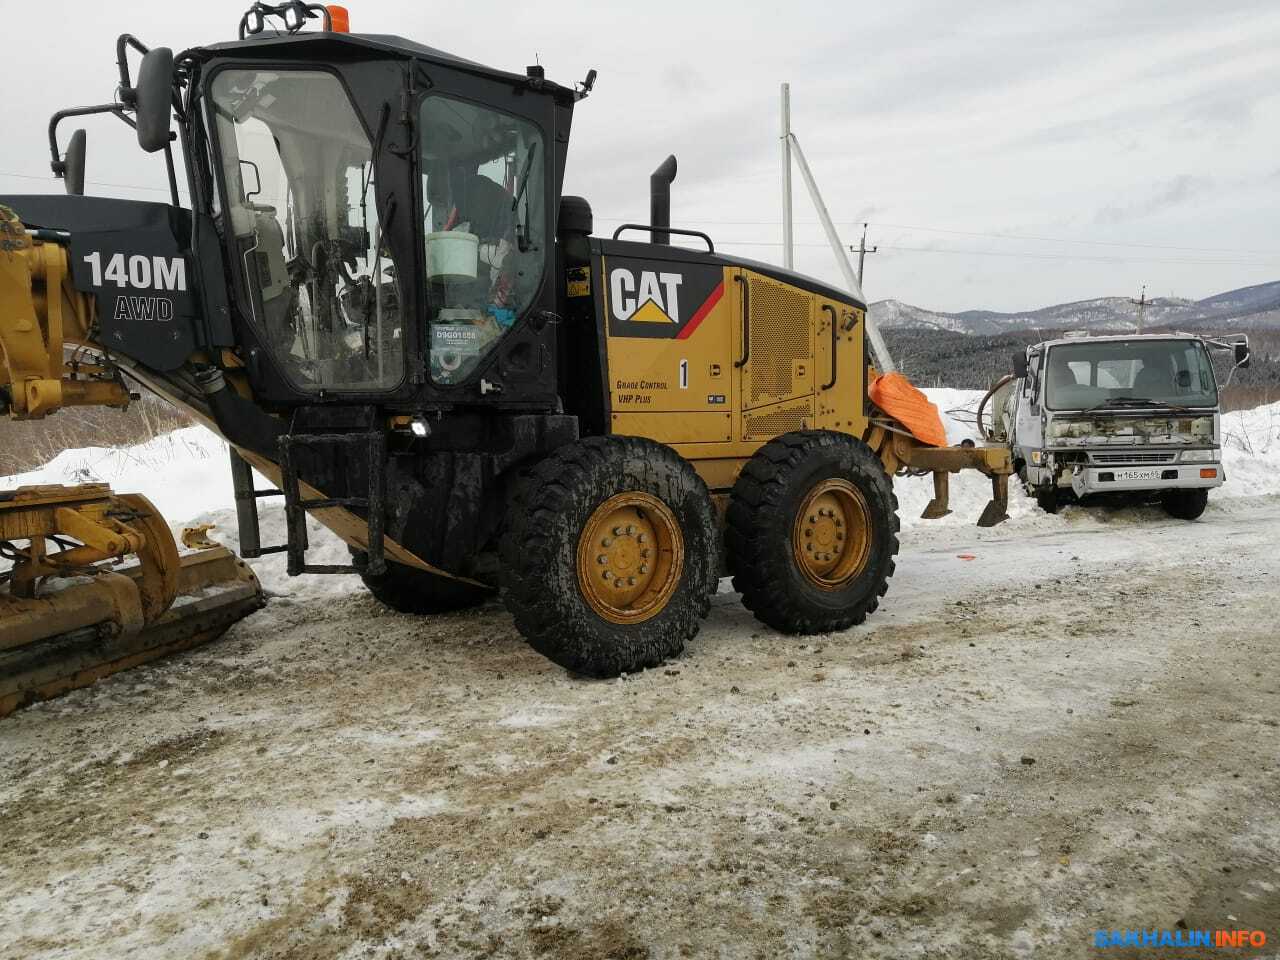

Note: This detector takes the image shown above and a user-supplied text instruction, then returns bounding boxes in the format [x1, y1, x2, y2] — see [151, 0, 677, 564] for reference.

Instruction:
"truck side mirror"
[63, 129, 87, 196]
[1235, 342, 1251, 369]
[1011, 352, 1029, 379]
[134, 47, 175, 154]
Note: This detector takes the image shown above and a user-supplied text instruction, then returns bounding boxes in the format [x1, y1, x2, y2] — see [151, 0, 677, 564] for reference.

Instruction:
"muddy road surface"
[3, 499, 1279, 959]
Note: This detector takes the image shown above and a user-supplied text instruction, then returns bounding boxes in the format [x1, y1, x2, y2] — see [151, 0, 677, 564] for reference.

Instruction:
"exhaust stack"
[650, 155, 677, 245]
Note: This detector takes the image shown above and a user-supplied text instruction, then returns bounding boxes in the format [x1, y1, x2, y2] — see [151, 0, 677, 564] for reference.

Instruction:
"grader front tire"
[500, 436, 718, 677]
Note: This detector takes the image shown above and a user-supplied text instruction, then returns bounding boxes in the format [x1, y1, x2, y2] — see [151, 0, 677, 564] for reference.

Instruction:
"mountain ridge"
[870, 279, 1280, 334]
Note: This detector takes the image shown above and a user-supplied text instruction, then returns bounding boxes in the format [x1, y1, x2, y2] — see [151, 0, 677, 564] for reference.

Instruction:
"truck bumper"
[1070, 463, 1225, 498]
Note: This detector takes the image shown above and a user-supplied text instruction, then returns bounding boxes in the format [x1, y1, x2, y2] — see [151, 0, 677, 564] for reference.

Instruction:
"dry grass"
[1220, 384, 1278, 413]
[0, 395, 192, 477]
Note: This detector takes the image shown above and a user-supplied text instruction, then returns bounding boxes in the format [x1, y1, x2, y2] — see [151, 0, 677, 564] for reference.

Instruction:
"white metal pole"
[788, 132, 896, 373]
[780, 83, 794, 271]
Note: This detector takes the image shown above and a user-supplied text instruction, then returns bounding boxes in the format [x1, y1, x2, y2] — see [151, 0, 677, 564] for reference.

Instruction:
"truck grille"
[1091, 451, 1176, 464]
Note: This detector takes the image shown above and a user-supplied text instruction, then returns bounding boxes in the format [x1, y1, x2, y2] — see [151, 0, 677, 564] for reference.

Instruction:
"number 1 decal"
[679, 358, 689, 389]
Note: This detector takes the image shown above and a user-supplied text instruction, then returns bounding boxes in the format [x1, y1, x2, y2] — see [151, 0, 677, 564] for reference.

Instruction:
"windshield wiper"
[1082, 397, 1190, 415]
[511, 140, 540, 213]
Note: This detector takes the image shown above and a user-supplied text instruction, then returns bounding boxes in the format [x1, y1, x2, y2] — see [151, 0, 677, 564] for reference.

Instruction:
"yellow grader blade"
[0, 484, 263, 716]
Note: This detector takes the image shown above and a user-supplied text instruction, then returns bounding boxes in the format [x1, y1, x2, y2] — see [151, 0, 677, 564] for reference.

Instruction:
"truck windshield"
[418, 95, 545, 385]
[1044, 339, 1217, 410]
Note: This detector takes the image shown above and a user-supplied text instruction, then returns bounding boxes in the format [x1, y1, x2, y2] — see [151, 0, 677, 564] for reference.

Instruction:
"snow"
[1, 425, 351, 599]
[3, 393, 1278, 597]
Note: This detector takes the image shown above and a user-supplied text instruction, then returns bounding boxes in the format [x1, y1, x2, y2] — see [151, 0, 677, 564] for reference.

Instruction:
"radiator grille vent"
[744, 401, 814, 441]
[747, 277, 811, 405]
[1091, 451, 1177, 464]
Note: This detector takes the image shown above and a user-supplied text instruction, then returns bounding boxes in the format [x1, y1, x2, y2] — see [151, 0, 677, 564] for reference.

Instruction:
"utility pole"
[780, 83, 794, 270]
[1129, 284, 1148, 334]
[855, 222, 878, 286]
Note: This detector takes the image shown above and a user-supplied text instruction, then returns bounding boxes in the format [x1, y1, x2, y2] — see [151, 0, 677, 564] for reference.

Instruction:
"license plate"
[1113, 468, 1162, 482]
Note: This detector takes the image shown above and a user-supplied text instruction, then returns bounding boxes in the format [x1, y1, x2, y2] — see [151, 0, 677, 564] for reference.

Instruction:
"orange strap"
[869, 372, 949, 448]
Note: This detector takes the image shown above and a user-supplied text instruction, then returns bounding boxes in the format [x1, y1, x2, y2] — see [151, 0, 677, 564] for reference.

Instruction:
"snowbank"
[4, 394, 1277, 597]
[1, 425, 351, 599]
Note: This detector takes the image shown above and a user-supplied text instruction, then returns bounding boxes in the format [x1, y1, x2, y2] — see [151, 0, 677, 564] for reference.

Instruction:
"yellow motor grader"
[0, 2, 1010, 713]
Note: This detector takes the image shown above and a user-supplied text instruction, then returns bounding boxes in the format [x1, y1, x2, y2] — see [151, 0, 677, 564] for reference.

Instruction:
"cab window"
[419, 95, 545, 384]
[210, 68, 402, 392]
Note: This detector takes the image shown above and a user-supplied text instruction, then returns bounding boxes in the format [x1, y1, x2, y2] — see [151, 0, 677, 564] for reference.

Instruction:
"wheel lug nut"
[627, 576, 636, 586]
[602, 537, 612, 547]
[639, 564, 648, 574]
[613, 526, 624, 536]
[641, 549, 651, 558]
[809, 515, 817, 523]
[602, 570, 613, 580]
[614, 579, 624, 588]
[597, 554, 608, 564]
[637, 533, 647, 543]
[804, 529, 812, 538]
[806, 543, 813, 552]
[625, 524, 636, 535]
[834, 519, 843, 527]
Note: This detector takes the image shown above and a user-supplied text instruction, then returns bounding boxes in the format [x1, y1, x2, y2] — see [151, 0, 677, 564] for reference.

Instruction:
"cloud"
[1094, 174, 1212, 225]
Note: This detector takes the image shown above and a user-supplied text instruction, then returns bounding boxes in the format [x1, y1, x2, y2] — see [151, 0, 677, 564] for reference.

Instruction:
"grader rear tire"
[351, 551, 493, 614]
[726, 431, 899, 634]
[500, 436, 718, 677]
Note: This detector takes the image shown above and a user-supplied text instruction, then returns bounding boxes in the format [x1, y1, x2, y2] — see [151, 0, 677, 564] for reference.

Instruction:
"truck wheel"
[351, 551, 493, 614]
[500, 436, 718, 677]
[1161, 488, 1208, 520]
[726, 431, 899, 634]
[1035, 489, 1059, 514]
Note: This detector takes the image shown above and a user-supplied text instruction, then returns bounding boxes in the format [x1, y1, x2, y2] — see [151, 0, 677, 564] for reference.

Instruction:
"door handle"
[734, 274, 750, 368]
[821, 304, 837, 390]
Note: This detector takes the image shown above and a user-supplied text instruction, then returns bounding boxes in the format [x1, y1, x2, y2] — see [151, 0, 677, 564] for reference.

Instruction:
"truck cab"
[1002, 332, 1248, 519]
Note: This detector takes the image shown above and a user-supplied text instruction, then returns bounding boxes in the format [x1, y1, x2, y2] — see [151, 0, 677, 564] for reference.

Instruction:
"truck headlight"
[1180, 448, 1218, 463]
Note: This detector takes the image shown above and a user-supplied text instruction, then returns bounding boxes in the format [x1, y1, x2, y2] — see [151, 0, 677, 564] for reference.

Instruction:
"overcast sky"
[2, 0, 1277, 312]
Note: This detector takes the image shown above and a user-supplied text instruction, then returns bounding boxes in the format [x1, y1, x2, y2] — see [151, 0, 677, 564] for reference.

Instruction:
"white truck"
[982, 333, 1250, 519]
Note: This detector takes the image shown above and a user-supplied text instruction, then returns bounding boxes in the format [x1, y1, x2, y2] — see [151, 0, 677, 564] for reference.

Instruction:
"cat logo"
[604, 257, 724, 341]
[609, 268, 682, 324]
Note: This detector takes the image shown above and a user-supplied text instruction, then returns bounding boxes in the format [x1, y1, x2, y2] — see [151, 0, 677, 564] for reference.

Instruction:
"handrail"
[821, 304, 837, 390]
[610, 223, 715, 253]
[734, 274, 750, 368]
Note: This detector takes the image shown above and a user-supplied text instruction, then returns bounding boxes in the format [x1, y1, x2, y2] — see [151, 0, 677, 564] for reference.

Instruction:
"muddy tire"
[351, 551, 493, 614]
[1161, 488, 1208, 520]
[499, 436, 717, 677]
[726, 431, 899, 634]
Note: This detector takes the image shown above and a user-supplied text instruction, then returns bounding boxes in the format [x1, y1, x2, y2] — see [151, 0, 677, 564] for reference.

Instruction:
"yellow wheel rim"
[576, 492, 684, 624]
[791, 478, 872, 590]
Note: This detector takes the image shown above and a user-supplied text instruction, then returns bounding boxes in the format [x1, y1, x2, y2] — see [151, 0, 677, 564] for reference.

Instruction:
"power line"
[594, 213, 1280, 257]
[0, 171, 186, 195]
[705, 237, 1280, 267]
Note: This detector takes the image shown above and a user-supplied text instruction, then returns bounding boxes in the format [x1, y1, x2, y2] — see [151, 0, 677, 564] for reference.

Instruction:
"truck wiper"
[1083, 397, 1190, 415]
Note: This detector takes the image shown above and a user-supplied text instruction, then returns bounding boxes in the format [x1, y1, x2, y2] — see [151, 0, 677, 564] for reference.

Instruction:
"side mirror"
[134, 47, 174, 153]
[1235, 341, 1251, 369]
[239, 160, 262, 202]
[1011, 352, 1029, 379]
[63, 129, 87, 196]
